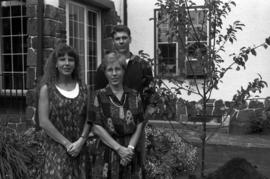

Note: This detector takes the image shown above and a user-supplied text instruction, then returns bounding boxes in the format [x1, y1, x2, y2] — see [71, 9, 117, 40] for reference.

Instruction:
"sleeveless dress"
[42, 83, 91, 179]
[88, 86, 144, 179]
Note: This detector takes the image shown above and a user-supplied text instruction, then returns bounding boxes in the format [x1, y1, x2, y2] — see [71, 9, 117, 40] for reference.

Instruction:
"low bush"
[145, 125, 199, 179]
[0, 127, 45, 179]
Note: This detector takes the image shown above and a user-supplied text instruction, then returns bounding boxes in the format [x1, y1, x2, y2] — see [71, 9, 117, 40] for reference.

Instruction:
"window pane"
[69, 21, 74, 37]
[88, 42, 96, 56]
[79, 39, 84, 55]
[79, 8, 84, 23]
[11, 6, 22, 17]
[13, 73, 23, 89]
[88, 27, 96, 42]
[88, 56, 96, 69]
[73, 6, 78, 21]
[79, 24, 84, 38]
[3, 73, 13, 89]
[2, 18, 11, 35]
[13, 55, 23, 71]
[2, 6, 10, 17]
[12, 17, 22, 34]
[2, 37, 12, 53]
[22, 6, 26, 15]
[3, 55, 12, 71]
[23, 35, 28, 51]
[158, 43, 176, 74]
[73, 22, 78, 37]
[12, 36, 23, 53]
[23, 17, 27, 34]
[87, 71, 95, 87]
[198, 10, 207, 24]
[88, 11, 96, 26]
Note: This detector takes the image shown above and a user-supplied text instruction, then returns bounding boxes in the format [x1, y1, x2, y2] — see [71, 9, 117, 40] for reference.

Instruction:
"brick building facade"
[0, 0, 119, 134]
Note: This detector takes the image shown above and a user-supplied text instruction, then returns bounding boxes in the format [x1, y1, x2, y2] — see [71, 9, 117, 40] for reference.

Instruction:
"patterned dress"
[88, 86, 144, 179]
[42, 83, 91, 179]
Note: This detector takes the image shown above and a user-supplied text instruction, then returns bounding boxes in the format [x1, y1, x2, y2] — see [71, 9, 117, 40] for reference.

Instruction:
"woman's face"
[105, 60, 124, 87]
[56, 53, 75, 77]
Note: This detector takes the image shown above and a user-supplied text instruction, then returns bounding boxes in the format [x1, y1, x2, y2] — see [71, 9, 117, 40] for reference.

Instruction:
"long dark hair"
[39, 43, 81, 87]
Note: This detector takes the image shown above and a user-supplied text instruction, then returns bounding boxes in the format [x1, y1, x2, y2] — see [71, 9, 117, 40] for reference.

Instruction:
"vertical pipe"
[0, 2, 3, 93]
[123, 0, 127, 25]
[37, 0, 44, 79]
[153, 9, 157, 76]
[35, 0, 44, 129]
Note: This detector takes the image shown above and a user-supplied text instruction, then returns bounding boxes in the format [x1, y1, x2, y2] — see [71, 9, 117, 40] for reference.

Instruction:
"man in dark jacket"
[94, 24, 155, 178]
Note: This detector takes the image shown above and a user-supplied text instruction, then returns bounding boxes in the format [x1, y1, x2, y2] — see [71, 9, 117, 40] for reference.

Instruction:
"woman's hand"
[117, 146, 134, 162]
[67, 138, 85, 157]
[118, 147, 134, 166]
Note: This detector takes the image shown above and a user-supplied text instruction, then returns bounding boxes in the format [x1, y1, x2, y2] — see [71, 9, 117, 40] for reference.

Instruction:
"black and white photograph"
[0, 0, 270, 178]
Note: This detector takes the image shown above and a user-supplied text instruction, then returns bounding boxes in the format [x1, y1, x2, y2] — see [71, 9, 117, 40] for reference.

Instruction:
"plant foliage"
[152, 0, 270, 177]
[0, 128, 45, 179]
[145, 125, 199, 178]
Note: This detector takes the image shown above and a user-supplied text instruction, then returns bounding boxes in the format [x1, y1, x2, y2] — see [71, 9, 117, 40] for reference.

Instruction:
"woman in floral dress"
[38, 43, 91, 179]
[88, 51, 145, 179]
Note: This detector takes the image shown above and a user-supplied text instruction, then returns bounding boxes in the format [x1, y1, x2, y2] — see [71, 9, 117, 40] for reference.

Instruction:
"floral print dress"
[42, 83, 91, 179]
[88, 86, 144, 179]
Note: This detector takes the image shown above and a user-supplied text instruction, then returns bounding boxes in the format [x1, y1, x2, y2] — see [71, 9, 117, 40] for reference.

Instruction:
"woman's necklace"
[109, 94, 126, 119]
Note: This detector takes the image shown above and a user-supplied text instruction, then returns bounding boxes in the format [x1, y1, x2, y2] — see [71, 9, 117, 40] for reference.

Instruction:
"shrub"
[22, 128, 45, 179]
[145, 125, 199, 179]
[0, 127, 45, 179]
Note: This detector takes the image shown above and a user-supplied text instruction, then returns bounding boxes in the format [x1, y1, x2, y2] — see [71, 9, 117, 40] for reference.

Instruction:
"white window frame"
[155, 10, 179, 76]
[0, 0, 27, 95]
[66, 0, 102, 85]
[185, 7, 209, 62]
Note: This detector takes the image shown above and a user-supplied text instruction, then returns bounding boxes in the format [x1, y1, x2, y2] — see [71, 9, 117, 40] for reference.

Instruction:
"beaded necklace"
[109, 94, 126, 119]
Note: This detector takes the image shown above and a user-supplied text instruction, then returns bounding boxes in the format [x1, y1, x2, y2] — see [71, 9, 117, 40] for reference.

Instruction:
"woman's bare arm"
[38, 85, 71, 149]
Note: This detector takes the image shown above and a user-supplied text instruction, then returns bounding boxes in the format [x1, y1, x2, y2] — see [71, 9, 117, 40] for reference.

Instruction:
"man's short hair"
[111, 25, 131, 38]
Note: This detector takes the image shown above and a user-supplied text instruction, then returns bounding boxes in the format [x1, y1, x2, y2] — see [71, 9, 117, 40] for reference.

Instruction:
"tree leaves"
[250, 49, 257, 56]
[265, 37, 270, 45]
[232, 74, 268, 107]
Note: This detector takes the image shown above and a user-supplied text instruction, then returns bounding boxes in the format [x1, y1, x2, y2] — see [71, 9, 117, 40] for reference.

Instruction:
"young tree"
[152, 0, 270, 177]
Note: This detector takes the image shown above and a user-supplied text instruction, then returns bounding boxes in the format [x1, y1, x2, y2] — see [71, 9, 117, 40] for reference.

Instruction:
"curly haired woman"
[38, 43, 91, 179]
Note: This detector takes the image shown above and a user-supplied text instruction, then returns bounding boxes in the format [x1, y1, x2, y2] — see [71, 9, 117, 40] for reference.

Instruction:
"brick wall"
[23, 1, 120, 131]
[2, 0, 67, 134]
[1, 0, 121, 134]
[102, 6, 121, 53]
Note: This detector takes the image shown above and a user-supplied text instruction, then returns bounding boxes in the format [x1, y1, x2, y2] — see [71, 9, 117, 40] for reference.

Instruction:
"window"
[185, 8, 208, 78]
[0, 0, 27, 95]
[155, 10, 179, 76]
[67, 1, 101, 90]
[154, 7, 209, 78]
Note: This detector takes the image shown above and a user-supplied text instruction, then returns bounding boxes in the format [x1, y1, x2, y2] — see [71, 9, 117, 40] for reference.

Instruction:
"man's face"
[113, 31, 131, 54]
